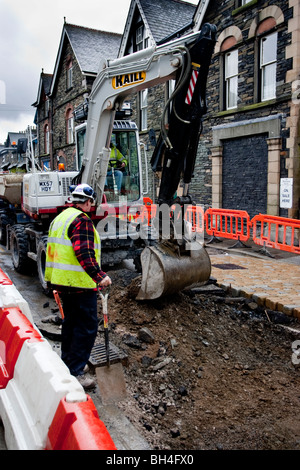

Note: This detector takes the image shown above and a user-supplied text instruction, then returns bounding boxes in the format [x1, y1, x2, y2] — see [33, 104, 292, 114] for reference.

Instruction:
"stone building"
[0, 129, 37, 172]
[119, 0, 299, 219]
[32, 0, 299, 220]
[33, 72, 52, 169]
[33, 21, 121, 171]
[199, 0, 299, 220]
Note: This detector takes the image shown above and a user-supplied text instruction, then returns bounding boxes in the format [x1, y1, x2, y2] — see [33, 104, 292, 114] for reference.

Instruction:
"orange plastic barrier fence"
[139, 197, 156, 225]
[0, 306, 42, 389]
[143, 197, 153, 207]
[252, 214, 300, 254]
[46, 395, 117, 450]
[131, 200, 300, 255]
[185, 205, 205, 233]
[139, 198, 205, 233]
[205, 208, 251, 242]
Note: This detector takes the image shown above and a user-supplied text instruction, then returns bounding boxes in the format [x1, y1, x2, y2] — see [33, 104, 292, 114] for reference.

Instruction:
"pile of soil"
[100, 266, 300, 450]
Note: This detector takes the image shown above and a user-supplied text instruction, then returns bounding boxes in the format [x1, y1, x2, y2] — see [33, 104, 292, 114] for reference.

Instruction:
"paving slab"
[207, 240, 300, 319]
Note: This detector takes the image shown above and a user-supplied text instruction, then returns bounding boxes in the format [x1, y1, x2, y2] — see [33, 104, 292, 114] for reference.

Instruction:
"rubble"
[105, 266, 300, 450]
[39, 264, 300, 450]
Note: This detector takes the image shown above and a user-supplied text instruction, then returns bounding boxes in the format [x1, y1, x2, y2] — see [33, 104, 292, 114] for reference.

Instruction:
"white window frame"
[168, 79, 176, 97]
[225, 49, 238, 110]
[167, 79, 176, 116]
[136, 25, 144, 51]
[140, 89, 148, 131]
[136, 25, 149, 51]
[67, 115, 74, 144]
[45, 125, 50, 154]
[67, 61, 73, 89]
[260, 32, 277, 101]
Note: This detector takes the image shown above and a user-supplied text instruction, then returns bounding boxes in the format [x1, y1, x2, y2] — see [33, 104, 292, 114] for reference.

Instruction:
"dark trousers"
[60, 290, 98, 376]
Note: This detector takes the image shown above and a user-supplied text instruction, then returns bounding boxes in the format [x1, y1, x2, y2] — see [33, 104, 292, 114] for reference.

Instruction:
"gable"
[65, 24, 121, 74]
[33, 73, 52, 107]
[140, 0, 196, 44]
[50, 23, 121, 95]
[119, 0, 196, 57]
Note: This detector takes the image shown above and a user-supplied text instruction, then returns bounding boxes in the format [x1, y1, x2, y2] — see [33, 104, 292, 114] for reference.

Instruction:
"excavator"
[1, 23, 216, 300]
[73, 23, 216, 299]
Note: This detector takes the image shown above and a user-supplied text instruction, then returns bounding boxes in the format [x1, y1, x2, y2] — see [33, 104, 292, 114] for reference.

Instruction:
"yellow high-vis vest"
[45, 207, 101, 289]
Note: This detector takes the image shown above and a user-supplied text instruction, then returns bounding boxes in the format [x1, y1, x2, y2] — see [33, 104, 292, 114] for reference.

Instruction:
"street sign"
[280, 178, 293, 209]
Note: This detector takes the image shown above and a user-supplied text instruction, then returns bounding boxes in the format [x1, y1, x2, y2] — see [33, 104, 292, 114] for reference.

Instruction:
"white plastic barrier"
[0, 338, 87, 450]
[0, 283, 33, 324]
[0, 267, 116, 450]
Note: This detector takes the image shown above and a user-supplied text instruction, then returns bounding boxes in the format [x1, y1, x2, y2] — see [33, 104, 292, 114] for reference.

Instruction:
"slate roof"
[32, 72, 53, 107]
[6, 132, 24, 146]
[65, 24, 122, 74]
[42, 73, 52, 95]
[139, 0, 196, 44]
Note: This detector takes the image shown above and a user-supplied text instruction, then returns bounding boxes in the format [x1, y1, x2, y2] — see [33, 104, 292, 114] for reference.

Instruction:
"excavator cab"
[105, 125, 141, 203]
[75, 120, 144, 205]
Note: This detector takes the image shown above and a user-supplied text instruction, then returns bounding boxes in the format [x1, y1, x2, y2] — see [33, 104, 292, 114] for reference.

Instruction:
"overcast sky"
[0, 0, 198, 144]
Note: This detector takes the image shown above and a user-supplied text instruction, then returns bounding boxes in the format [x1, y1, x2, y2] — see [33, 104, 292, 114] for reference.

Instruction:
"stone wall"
[51, 41, 90, 170]
[195, 0, 295, 216]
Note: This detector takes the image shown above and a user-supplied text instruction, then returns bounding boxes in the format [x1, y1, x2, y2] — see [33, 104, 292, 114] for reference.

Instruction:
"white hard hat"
[70, 184, 96, 202]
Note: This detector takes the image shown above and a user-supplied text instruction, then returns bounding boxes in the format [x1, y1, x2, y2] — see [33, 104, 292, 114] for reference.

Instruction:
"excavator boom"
[79, 24, 217, 299]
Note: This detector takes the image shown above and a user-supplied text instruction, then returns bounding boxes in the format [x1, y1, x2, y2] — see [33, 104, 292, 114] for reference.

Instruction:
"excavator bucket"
[136, 241, 211, 300]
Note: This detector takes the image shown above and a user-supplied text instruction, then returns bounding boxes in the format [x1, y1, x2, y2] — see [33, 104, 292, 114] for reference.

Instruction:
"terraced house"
[200, 0, 299, 220]
[118, 0, 299, 219]
[33, 0, 299, 220]
[33, 21, 121, 171]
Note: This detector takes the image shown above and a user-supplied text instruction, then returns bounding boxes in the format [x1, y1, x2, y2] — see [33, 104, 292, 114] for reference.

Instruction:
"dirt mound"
[101, 267, 300, 450]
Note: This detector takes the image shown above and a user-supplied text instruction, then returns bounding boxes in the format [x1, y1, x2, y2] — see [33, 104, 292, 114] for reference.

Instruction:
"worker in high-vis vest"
[45, 183, 111, 390]
[105, 142, 128, 192]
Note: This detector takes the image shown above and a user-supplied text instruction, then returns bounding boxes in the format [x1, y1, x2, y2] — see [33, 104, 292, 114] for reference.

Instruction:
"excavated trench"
[89, 265, 300, 450]
[2, 242, 300, 450]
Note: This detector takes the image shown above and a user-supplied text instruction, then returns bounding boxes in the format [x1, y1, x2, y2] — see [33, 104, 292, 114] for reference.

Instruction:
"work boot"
[76, 374, 96, 391]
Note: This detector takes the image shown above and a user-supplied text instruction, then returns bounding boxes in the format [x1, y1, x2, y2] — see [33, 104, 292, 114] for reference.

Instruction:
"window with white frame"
[66, 109, 74, 144]
[225, 49, 238, 110]
[136, 24, 149, 51]
[136, 25, 144, 51]
[66, 59, 73, 89]
[44, 124, 50, 154]
[140, 89, 148, 131]
[167, 79, 176, 118]
[260, 32, 277, 101]
[168, 79, 176, 98]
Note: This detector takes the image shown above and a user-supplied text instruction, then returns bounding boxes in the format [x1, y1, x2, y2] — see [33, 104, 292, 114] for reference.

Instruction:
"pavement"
[206, 236, 300, 320]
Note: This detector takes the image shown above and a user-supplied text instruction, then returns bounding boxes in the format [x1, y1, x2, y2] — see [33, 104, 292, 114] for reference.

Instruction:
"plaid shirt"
[67, 208, 107, 286]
